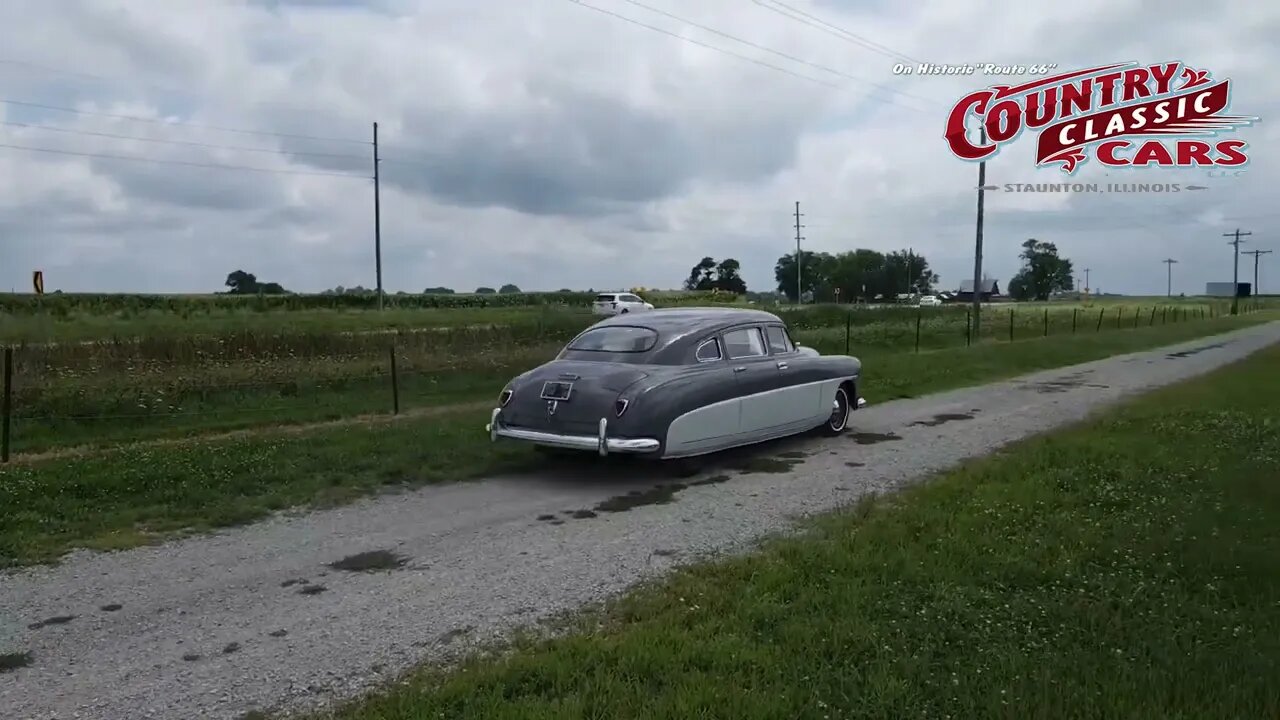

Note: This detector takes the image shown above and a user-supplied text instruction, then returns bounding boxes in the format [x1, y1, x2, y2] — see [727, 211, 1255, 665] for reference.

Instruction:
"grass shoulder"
[317, 342, 1280, 719]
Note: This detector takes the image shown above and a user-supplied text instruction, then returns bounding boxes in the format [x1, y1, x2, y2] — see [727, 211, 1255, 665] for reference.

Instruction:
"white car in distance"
[592, 292, 654, 316]
[918, 295, 942, 306]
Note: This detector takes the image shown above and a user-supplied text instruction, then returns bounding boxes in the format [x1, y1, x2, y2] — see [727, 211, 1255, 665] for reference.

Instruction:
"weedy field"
[311, 339, 1280, 720]
[0, 292, 1270, 458]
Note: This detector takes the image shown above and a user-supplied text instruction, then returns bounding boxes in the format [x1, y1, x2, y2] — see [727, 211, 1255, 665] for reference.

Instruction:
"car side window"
[765, 325, 793, 354]
[621, 294, 642, 303]
[695, 338, 722, 363]
[723, 327, 767, 359]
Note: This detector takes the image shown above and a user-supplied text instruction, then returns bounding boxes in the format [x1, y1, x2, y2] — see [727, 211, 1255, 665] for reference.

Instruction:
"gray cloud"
[0, 0, 1275, 296]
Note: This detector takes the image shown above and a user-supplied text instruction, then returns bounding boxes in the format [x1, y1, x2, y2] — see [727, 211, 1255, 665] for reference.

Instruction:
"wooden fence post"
[1096, 308, 1105, 331]
[0, 345, 10, 458]
[1043, 308, 1048, 336]
[1072, 307, 1078, 333]
[1009, 307, 1015, 341]
[845, 313, 852, 355]
[1, 348, 11, 463]
[1116, 306, 1123, 328]
[966, 309, 972, 347]
[915, 309, 922, 353]
[389, 345, 400, 415]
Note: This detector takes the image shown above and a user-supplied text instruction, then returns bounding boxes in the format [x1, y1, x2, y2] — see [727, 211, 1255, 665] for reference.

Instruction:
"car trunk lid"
[503, 360, 649, 432]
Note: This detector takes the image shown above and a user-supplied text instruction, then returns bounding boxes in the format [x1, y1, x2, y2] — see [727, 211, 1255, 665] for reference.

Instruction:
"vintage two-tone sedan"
[485, 307, 865, 459]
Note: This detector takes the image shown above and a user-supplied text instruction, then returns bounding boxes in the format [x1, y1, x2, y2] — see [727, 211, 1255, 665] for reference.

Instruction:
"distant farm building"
[1205, 281, 1252, 297]
[956, 278, 1001, 302]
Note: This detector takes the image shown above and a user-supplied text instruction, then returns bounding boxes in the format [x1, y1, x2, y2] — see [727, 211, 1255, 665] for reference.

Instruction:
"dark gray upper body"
[497, 307, 861, 451]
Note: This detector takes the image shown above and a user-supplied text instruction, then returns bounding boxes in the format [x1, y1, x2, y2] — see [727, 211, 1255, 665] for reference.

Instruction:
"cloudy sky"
[0, 0, 1275, 296]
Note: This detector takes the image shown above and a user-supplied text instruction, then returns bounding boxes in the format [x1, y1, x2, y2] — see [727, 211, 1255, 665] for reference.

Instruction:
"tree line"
[222, 238, 1073, 301]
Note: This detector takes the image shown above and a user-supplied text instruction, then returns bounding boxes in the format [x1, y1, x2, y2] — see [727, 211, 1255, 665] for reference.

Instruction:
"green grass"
[1, 313, 1273, 567]
[315, 340, 1280, 720]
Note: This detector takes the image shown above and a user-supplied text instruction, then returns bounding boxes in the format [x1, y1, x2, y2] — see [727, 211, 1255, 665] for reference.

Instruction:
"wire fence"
[0, 300, 1267, 462]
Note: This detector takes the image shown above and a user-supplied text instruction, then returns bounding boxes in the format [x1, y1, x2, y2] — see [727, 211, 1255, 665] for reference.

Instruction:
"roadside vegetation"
[314, 342, 1280, 720]
[0, 312, 1273, 567]
[3, 295, 1268, 455]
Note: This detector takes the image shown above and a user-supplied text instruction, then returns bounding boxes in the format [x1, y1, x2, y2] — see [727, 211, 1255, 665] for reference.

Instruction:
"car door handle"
[733, 366, 747, 373]
[777, 361, 788, 370]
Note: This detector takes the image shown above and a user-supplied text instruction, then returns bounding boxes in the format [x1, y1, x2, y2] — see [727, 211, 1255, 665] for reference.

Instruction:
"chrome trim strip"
[490, 417, 660, 454]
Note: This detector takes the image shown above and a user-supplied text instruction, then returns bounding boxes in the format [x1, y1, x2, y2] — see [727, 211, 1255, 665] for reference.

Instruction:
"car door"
[662, 335, 744, 456]
[722, 325, 787, 436]
[764, 323, 820, 426]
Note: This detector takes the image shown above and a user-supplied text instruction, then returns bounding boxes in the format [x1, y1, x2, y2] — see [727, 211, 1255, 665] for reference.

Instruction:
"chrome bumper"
[486, 408, 660, 456]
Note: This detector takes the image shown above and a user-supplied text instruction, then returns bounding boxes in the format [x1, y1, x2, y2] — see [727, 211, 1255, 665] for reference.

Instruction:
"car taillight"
[500, 389, 512, 406]
[615, 399, 629, 416]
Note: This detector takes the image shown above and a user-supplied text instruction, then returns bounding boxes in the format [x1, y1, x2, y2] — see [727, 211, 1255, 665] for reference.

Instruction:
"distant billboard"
[1205, 281, 1251, 297]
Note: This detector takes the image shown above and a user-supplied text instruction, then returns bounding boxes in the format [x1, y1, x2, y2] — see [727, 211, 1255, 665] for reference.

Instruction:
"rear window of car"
[568, 326, 658, 353]
[594, 294, 617, 302]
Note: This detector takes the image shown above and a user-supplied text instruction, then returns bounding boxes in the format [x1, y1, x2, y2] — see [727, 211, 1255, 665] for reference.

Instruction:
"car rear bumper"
[486, 408, 660, 456]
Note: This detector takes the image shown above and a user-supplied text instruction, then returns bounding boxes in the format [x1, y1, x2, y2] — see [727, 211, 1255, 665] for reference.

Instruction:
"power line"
[1242, 249, 1271, 296]
[0, 120, 369, 161]
[0, 142, 371, 179]
[614, 0, 935, 106]
[749, 0, 923, 65]
[0, 98, 369, 145]
[564, 0, 846, 93]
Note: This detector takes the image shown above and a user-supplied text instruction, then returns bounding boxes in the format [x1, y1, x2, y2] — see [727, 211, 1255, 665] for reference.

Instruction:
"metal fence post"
[914, 308, 921, 353]
[1072, 307, 1078, 333]
[966, 309, 972, 347]
[1009, 307, 1014, 341]
[389, 344, 400, 415]
[1043, 308, 1049, 336]
[1162, 306, 1167, 324]
[1096, 308, 1105, 331]
[1149, 306, 1156, 325]
[1, 348, 11, 463]
[845, 313, 851, 355]
[1116, 306, 1123, 328]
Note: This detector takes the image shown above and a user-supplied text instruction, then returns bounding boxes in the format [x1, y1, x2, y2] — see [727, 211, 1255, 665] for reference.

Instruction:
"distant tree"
[225, 270, 290, 295]
[683, 257, 748, 293]
[713, 258, 748, 294]
[225, 270, 258, 294]
[423, 287, 456, 294]
[775, 248, 937, 303]
[475, 286, 496, 294]
[683, 257, 718, 291]
[1009, 239, 1073, 301]
[558, 288, 572, 292]
[498, 283, 521, 294]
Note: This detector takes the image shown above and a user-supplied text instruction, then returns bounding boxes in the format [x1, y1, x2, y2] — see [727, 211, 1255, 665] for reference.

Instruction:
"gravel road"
[3, 321, 1278, 720]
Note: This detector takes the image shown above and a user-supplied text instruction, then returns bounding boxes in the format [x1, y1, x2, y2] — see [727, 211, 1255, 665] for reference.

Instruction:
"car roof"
[591, 306, 783, 334]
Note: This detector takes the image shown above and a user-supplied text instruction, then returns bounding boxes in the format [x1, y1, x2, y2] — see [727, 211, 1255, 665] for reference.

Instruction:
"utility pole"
[373, 121, 384, 310]
[1224, 229, 1251, 314]
[1243, 249, 1272, 296]
[1083, 267, 1090, 292]
[1161, 258, 1178, 296]
[794, 201, 804, 304]
[970, 125, 987, 339]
